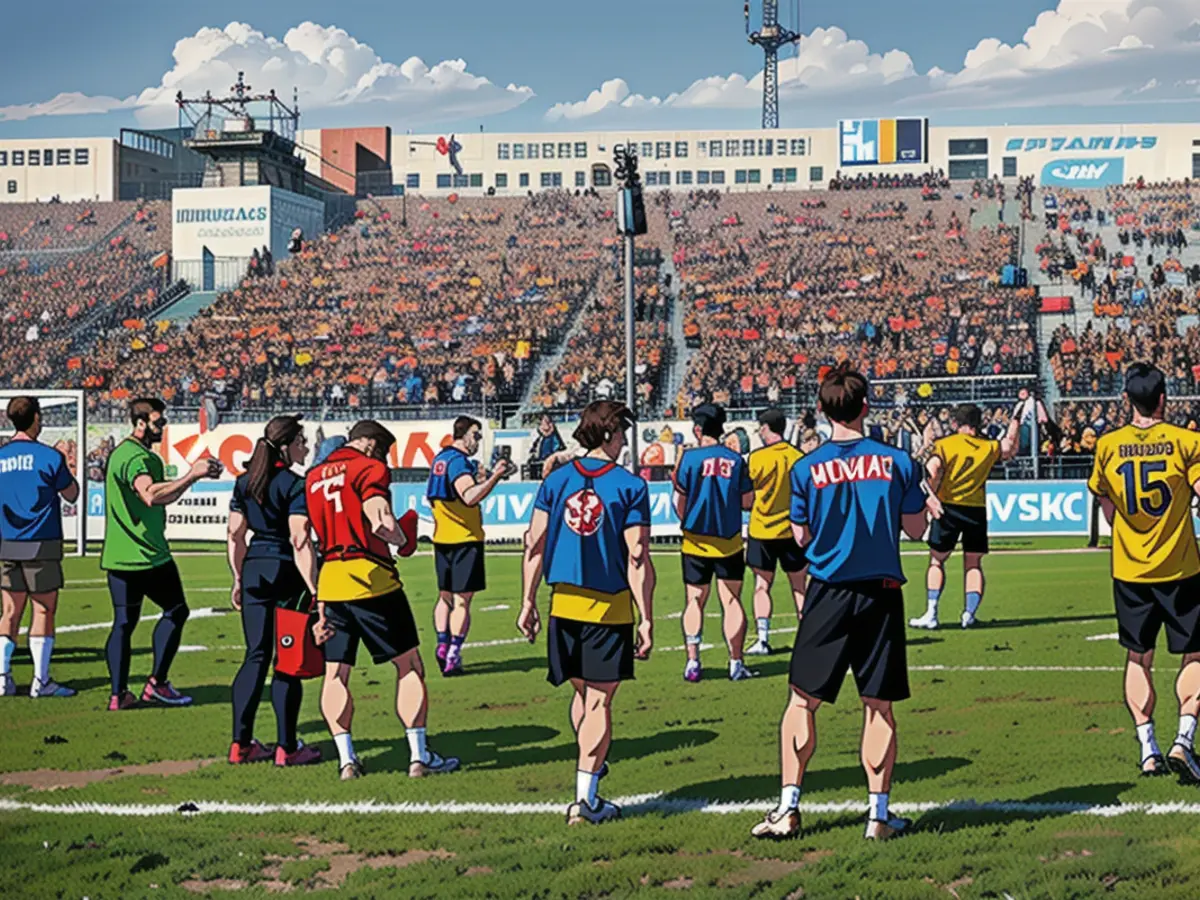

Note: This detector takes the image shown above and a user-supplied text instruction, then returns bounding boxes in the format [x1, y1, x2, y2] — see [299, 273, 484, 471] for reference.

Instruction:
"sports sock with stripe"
[1136, 721, 1161, 761]
[965, 592, 983, 617]
[1177, 715, 1197, 751]
[777, 784, 801, 814]
[925, 589, 941, 618]
[869, 792, 889, 822]
[576, 769, 600, 809]
[407, 727, 430, 765]
[756, 618, 770, 644]
[333, 732, 357, 768]
[0, 636, 14, 676]
[435, 631, 450, 646]
[29, 636, 53, 685]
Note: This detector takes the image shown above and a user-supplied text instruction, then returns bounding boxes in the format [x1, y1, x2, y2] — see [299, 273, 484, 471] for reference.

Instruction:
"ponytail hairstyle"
[246, 414, 304, 506]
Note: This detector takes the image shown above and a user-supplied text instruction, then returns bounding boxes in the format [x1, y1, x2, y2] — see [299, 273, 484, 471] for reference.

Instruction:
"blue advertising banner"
[983, 480, 1090, 536]
[1040, 158, 1125, 188]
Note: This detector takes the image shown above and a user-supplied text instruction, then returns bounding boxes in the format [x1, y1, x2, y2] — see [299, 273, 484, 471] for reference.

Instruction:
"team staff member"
[0, 397, 79, 698]
[102, 398, 222, 711]
[518, 401, 654, 826]
[673, 403, 755, 683]
[307, 420, 458, 782]
[746, 408, 806, 656]
[226, 415, 321, 767]
[911, 402, 1022, 630]
[1088, 363, 1200, 781]
[753, 365, 933, 842]
[426, 416, 514, 676]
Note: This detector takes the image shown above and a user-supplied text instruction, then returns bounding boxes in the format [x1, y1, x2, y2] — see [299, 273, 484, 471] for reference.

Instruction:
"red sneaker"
[107, 690, 138, 711]
[142, 679, 193, 706]
[274, 742, 322, 767]
[228, 740, 273, 765]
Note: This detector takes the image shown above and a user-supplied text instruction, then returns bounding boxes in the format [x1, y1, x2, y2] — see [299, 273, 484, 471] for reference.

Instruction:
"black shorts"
[682, 551, 746, 586]
[435, 542, 486, 594]
[322, 589, 420, 666]
[1114, 575, 1200, 655]
[746, 537, 807, 574]
[788, 578, 909, 704]
[546, 616, 634, 687]
[928, 503, 989, 554]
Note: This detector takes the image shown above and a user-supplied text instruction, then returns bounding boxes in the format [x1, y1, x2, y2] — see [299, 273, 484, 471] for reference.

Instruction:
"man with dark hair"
[746, 408, 806, 655]
[0, 396, 80, 698]
[426, 415, 514, 675]
[308, 420, 458, 782]
[102, 397, 223, 710]
[518, 400, 654, 825]
[673, 403, 755, 683]
[1088, 363, 1200, 782]
[753, 365, 933, 841]
[910, 401, 1022, 631]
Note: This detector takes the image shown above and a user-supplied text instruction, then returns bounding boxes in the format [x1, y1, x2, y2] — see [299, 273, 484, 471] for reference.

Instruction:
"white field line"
[40, 607, 227, 635]
[1087, 633, 1120, 642]
[2, 795, 1199, 819]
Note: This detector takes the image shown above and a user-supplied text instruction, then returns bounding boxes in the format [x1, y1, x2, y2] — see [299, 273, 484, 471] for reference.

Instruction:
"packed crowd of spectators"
[827, 169, 951, 193]
[0, 200, 140, 253]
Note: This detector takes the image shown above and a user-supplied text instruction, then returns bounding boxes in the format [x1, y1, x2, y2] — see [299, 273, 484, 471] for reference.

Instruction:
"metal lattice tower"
[747, 0, 800, 129]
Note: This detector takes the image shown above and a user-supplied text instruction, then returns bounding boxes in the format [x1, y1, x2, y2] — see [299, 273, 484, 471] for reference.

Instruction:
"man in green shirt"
[102, 398, 222, 710]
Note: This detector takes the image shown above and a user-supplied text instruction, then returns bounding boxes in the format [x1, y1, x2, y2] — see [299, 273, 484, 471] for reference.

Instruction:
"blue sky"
[2, 0, 1199, 137]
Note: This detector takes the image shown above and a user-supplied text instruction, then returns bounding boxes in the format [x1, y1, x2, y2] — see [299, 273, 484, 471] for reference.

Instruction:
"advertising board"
[839, 118, 929, 167]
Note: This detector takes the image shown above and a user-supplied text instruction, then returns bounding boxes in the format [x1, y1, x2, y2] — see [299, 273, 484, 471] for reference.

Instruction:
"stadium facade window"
[748, 169, 761, 184]
[44, 149, 54, 166]
[675, 141, 688, 158]
[743, 139, 756, 157]
[452, 174, 469, 188]
[0, 151, 6, 166]
[28, 150, 39, 166]
[1194, 140, 1200, 147]
[6, 181, 15, 194]
[759, 139, 773, 156]
[645, 172, 659, 185]
[593, 168, 612, 187]
[575, 142, 587, 158]
[809, 166, 824, 182]
[641, 142, 653, 159]
[543, 143, 555, 159]
[495, 173, 508, 188]
[513, 143, 526, 160]
[558, 142, 572, 159]
[1194, 154, 1200, 179]
[709, 141, 723, 157]
[519, 173, 530, 187]
[469, 174, 483, 188]
[676, 170, 692, 185]
[772, 167, 785, 184]
[540, 172, 563, 188]
[12, 151, 23, 166]
[497, 143, 511, 160]
[776, 139, 788, 156]
[75, 148, 88, 165]
[696, 141, 707, 158]
[790, 139, 806, 156]
[948, 138, 989, 156]
[726, 139, 740, 157]
[735, 169, 748, 184]
[575, 171, 586, 187]
[697, 170, 710, 184]
[656, 141, 670, 159]
[711, 170, 725, 185]
[406, 173, 420, 189]
[948, 158, 988, 180]
[785, 168, 797, 183]
[437, 174, 452, 189]
[56, 149, 70, 165]
[1003, 156, 1018, 178]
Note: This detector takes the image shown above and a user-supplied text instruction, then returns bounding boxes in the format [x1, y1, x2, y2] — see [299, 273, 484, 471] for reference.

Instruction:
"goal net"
[0, 389, 87, 557]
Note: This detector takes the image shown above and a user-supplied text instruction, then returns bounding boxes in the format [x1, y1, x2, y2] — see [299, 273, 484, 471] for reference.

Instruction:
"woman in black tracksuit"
[226, 415, 321, 766]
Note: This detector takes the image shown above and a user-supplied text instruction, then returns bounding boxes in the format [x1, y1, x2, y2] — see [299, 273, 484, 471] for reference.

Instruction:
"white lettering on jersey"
[0, 454, 35, 474]
[309, 472, 346, 513]
[809, 455, 894, 489]
[701, 457, 735, 479]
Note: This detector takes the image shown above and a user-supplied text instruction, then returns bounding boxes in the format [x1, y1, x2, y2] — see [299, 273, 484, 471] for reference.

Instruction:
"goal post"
[0, 389, 87, 557]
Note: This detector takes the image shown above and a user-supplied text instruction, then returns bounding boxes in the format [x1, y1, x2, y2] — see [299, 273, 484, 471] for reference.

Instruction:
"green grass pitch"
[5, 539, 1200, 898]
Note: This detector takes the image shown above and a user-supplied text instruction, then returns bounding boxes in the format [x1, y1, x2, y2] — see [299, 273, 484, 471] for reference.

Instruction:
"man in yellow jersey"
[306, 420, 459, 782]
[910, 403, 1022, 631]
[1088, 364, 1200, 782]
[426, 416, 514, 676]
[746, 408, 806, 656]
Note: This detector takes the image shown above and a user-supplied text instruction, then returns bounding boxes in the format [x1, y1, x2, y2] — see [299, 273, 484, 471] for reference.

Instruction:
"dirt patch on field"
[462, 866, 492, 877]
[181, 836, 455, 894]
[1, 758, 218, 791]
[925, 875, 974, 898]
[715, 851, 833, 888]
[1055, 830, 1123, 839]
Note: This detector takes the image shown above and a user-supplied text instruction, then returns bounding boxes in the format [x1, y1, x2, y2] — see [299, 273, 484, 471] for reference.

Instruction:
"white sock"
[576, 769, 600, 808]
[406, 727, 430, 765]
[1136, 722, 1161, 762]
[869, 792, 889, 822]
[729, 659, 743, 676]
[1177, 715, 1198, 751]
[777, 784, 801, 814]
[29, 636, 53, 685]
[0, 636, 13, 676]
[333, 732, 357, 768]
[685, 632, 702, 646]
[756, 618, 770, 644]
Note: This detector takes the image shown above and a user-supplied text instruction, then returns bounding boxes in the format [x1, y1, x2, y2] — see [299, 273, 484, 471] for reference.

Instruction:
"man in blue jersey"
[0, 397, 80, 698]
[752, 365, 935, 842]
[673, 403, 755, 683]
[518, 400, 655, 826]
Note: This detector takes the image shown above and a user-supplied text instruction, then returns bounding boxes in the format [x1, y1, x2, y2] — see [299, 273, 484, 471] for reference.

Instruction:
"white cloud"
[545, 78, 669, 121]
[547, 0, 1200, 121]
[0, 22, 534, 126]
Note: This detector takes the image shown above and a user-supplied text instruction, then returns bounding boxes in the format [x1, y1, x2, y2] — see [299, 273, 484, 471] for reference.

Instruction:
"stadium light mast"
[748, 0, 801, 129]
[614, 145, 647, 473]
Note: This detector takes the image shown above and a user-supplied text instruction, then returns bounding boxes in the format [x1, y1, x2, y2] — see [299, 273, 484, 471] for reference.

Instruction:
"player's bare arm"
[902, 508, 930, 541]
[289, 514, 319, 596]
[791, 521, 811, 548]
[999, 408, 1023, 461]
[363, 495, 405, 549]
[226, 510, 249, 611]
[518, 508, 548, 642]
[741, 489, 755, 510]
[625, 523, 655, 659]
[134, 457, 222, 507]
[454, 463, 513, 508]
[58, 467, 80, 504]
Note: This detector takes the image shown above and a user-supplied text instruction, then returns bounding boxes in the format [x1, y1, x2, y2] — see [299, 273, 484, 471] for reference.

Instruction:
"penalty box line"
[2, 796, 1200, 818]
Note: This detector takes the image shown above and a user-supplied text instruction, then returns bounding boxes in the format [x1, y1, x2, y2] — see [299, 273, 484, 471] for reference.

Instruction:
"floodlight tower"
[747, 0, 800, 129]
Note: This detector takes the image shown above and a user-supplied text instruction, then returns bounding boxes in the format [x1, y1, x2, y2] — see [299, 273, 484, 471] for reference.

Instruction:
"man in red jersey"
[306, 420, 459, 782]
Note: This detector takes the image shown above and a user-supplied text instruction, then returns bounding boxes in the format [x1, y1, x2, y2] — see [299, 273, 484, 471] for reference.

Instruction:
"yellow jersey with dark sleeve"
[933, 433, 1002, 508]
[748, 441, 804, 540]
[426, 447, 485, 544]
[1088, 423, 1200, 583]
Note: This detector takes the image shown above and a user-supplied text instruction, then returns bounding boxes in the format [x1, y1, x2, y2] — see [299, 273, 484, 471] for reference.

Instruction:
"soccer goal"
[0, 389, 87, 557]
